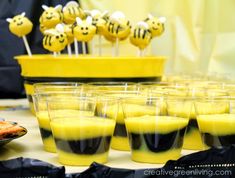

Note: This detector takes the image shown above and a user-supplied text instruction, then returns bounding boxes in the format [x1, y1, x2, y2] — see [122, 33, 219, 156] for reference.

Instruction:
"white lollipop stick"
[91, 39, 94, 55]
[115, 38, 119, 56]
[22, 36, 32, 56]
[98, 35, 102, 56]
[53, 52, 57, 57]
[74, 38, 79, 56]
[112, 43, 115, 57]
[82, 42, 86, 54]
[58, 51, 61, 55]
[67, 44, 72, 56]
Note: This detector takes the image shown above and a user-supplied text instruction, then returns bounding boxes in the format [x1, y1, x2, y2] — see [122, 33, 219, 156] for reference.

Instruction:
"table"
[0, 99, 196, 173]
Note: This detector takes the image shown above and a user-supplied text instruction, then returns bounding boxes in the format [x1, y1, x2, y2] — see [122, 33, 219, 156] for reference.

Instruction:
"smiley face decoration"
[6, 12, 33, 56]
[39, 5, 63, 33]
[73, 16, 96, 55]
[144, 14, 166, 38]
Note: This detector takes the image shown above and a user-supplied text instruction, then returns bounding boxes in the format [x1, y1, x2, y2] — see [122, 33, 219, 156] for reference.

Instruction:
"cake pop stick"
[39, 5, 63, 33]
[130, 21, 152, 57]
[73, 16, 96, 55]
[43, 24, 68, 55]
[6, 12, 33, 56]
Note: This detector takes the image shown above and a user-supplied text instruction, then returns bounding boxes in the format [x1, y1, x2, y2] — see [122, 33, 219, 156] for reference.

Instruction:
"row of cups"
[32, 81, 235, 166]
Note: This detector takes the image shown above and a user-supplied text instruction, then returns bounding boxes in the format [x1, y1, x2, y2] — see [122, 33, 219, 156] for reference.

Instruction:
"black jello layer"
[113, 123, 127, 137]
[39, 127, 52, 139]
[202, 133, 235, 147]
[129, 127, 186, 152]
[186, 119, 198, 134]
[54, 136, 112, 154]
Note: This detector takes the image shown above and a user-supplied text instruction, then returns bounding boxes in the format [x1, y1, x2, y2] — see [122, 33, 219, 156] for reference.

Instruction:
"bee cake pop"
[130, 21, 152, 56]
[73, 16, 96, 55]
[6, 12, 33, 56]
[85, 9, 109, 55]
[144, 14, 166, 38]
[106, 11, 131, 56]
[63, 1, 85, 24]
[43, 24, 68, 56]
[62, 24, 74, 56]
[39, 5, 63, 33]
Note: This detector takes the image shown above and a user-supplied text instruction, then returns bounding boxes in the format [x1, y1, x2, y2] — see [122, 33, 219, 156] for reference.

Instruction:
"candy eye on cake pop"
[73, 16, 96, 55]
[43, 24, 68, 55]
[144, 14, 166, 38]
[63, 1, 85, 24]
[39, 4, 63, 32]
[6, 12, 33, 56]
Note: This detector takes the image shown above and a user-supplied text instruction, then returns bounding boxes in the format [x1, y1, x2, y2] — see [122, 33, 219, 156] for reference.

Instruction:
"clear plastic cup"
[47, 96, 118, 166]
[122, 96, 190, 163]
[97, 90, 143, 151]
[195, 96, 235, 149]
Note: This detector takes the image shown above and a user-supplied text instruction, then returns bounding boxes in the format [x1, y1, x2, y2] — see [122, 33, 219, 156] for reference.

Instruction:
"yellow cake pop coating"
[43, 24, 68, 52]
[86, 10, 109, 35]
[105, 11, 131, 40]
[63, 24, 74, 44]
[144, 14, 165, 38]
[130, 21, 152, 50]
[73, 16, 96, 42]
[6, 12, 33, 37]
[63, 1, 85, 24]
[39, 5, 63, 32]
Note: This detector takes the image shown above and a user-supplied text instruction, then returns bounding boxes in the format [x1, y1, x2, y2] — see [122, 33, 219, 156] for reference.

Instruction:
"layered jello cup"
[97, 91, 142, 151]
[195, 97, 233, 149]
[122, 96, 190, 163]
[32, 83, 85, 152]
[47, 96, 118, 166]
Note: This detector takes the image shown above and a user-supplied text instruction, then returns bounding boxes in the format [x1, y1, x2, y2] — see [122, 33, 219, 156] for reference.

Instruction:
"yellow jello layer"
[123, 104, 165, 118]
[197, 114, 235, 135]
[36, 111, 50, 130]
[42, 136, 57, 153]
[195, 102, 229, 115]
[111, 136, 130, 151]
[51, 116, 115, 139]
[125, 116, 188, 133]
[57, 149, 109, 166]
[183, 127, 203, 150]
[131, 149, 181, 164]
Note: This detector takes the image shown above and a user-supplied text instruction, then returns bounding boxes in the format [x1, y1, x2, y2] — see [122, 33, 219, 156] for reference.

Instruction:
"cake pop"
[144, 14, 166, 38]
[130, 21, 152, 55]
[6, 12, 33, 56]
[63, 24, 74, 55]
[85, 9, 109, 55]
[105, 11, 131, 56]
[39, 5, 63, 33]
[73, 16, 96, 55]
[43, 24, 68, 55]
[63, 1, 85, 24]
